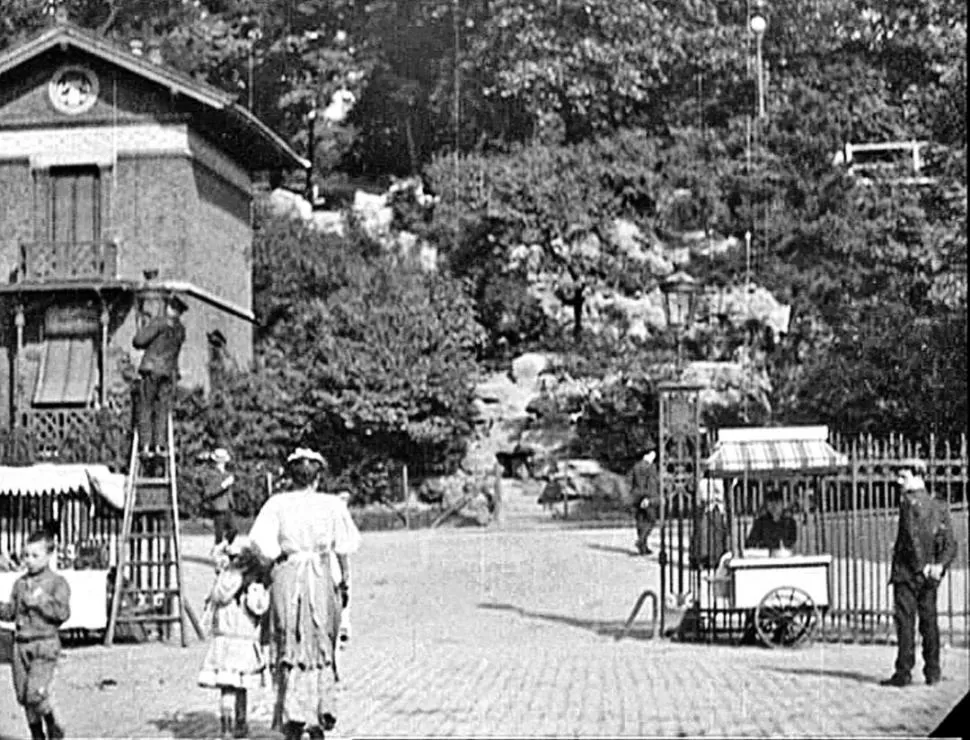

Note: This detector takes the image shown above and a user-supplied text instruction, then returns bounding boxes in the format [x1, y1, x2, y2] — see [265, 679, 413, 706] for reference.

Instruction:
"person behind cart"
[744, 489, 797, 553]
[132, 292, 188, 475]
[0, 529, 70, 740]
[628, 438, 661, 556]
[881, 459, 957, 688]
[202, 448, 237, 546]
[690, 478, 729, 570]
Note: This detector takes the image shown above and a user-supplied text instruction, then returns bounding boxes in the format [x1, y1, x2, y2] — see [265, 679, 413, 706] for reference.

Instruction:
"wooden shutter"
[49, 166, 101, 244]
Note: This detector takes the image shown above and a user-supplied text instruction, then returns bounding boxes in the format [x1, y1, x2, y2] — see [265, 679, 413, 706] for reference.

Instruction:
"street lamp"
[661, 271, 699, 371]
[750, 3, 768, 119]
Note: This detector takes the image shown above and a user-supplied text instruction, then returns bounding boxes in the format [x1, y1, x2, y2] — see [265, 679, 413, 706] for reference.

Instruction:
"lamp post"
[305, 108, 317, 204]
[750, 3, 768, 120]
[656, 270, 703, 637]
[661, 271, 700, 374]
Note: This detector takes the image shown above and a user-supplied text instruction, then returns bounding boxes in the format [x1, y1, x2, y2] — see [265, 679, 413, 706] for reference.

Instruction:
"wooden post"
[402, 464, 410, 530]
[14, 303, 24, 427]
[99, 304, 109, 407]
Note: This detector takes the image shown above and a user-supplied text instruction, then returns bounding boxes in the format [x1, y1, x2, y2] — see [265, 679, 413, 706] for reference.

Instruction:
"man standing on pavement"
[882, 459, 957, 687]
[202, 448, 237, 546]
[628, 439, 661, 556]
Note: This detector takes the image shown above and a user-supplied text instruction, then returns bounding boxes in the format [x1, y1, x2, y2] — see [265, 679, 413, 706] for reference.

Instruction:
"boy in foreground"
[0, 529, 71, 739]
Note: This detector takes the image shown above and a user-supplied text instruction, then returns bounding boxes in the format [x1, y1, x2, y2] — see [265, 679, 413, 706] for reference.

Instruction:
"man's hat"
[165, 292, 189, 314]
[642, 437, 658, 454]
[210, 448, 231, 464]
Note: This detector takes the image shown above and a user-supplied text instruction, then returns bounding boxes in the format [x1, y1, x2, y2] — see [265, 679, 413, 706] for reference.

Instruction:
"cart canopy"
[704, 426, 847, 478]
[0, 464, 126, 509]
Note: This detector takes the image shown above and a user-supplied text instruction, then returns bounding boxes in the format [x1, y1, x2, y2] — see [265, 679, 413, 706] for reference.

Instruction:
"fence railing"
[664, 432, 969, 646]
[18, 240, 119, 283]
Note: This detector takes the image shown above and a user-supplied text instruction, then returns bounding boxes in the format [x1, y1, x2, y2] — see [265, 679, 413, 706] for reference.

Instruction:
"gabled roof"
[0, 22, 309, 172]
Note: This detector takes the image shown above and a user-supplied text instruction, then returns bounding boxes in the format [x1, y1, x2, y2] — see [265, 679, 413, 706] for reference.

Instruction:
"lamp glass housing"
[661, 272, 698, 332]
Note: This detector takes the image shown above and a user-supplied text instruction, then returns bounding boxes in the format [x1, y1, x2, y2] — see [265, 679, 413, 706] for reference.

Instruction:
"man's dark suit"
[628, 457, 660, 555]
[889, 485, 958, 683]
[132, 314, 185, 452]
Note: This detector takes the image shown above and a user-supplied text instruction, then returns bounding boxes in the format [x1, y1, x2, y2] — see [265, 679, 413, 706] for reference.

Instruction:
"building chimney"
[129, 38, 144, 57]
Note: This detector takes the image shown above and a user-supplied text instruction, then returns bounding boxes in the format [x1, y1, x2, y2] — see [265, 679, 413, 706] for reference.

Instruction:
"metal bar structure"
[657, 383, 703, 637]
[668, 432, 968, 645]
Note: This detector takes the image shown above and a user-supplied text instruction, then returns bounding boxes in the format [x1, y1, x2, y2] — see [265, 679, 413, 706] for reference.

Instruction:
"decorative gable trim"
[0, 24, 309, 172]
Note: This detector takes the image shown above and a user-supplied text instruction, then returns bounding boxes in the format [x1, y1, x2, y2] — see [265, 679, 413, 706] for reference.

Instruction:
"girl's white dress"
[198, 568, 269, 690]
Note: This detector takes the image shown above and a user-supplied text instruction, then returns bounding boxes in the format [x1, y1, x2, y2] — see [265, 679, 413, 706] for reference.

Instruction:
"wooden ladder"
[104, 414, 203, 646]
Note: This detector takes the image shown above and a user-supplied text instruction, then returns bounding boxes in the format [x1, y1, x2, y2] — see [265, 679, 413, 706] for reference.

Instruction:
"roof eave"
[0, 24, 308, 172]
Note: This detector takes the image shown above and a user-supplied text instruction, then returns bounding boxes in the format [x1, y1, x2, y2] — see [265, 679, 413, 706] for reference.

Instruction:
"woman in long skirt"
[249, 448, 361, 740]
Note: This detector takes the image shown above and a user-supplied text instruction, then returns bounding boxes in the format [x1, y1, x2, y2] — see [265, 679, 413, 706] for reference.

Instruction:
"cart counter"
[729, 554, 832, 610]
[0, 569, 109, 632]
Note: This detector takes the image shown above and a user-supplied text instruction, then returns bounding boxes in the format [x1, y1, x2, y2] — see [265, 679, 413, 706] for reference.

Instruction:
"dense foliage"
[1, 0, 964, 464]
[175, 211, 483, 508]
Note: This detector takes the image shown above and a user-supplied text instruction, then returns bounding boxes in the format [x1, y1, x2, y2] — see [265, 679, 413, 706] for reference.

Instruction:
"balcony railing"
[17, 240, 118, 283]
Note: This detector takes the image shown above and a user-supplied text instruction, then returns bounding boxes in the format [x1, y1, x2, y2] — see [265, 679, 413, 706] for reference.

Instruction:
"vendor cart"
[0, 463, 126, 634]
[664, 426, 847, 648]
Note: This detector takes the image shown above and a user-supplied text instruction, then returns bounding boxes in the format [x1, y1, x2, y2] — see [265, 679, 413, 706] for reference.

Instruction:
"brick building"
[0, 21, 307, 449]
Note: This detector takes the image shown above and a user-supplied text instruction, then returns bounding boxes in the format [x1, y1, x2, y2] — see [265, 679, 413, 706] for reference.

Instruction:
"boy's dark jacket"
[0, 568, 71, 639]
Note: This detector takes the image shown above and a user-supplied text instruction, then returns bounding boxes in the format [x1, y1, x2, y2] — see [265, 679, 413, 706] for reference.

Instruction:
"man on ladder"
[133, 293, 187, 477]
[105, 290, 202, 647]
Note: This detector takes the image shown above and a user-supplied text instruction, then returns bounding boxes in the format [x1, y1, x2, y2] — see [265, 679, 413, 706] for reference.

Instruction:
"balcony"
[16, 240, 118, 284]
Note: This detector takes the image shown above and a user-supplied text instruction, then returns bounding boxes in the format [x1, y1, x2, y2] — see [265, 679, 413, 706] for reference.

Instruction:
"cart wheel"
[754, 586, 819, 648]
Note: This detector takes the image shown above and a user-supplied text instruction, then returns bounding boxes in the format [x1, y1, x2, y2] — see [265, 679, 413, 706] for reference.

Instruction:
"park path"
[1, 519, 967, 738]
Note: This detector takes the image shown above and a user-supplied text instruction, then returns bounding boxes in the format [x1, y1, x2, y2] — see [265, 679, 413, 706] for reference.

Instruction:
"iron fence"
[662, 432, 969, 646]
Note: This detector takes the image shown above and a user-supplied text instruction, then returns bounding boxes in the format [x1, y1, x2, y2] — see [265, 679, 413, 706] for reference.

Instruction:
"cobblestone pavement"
[1, 525, 967, 738]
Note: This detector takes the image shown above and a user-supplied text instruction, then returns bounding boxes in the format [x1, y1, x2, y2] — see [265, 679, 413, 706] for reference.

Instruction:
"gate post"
[658, 381, 703, 637]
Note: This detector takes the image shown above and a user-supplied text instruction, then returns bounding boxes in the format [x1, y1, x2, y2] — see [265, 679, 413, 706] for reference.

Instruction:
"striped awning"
[0, 464, 126, 508]
[704, 426, 848, 477]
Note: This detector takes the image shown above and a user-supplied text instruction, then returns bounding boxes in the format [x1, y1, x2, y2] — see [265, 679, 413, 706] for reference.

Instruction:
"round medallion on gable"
[48, 65, 100, 115]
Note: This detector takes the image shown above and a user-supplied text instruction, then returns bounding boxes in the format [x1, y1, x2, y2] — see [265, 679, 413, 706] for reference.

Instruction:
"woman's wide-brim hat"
[287, 447, 328, 466]
[210, 448, 231, 464]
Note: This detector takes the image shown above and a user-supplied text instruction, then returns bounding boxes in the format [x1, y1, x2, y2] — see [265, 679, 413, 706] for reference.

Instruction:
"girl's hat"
[210, 448, 232, 464]
[226, 535, 252, 556]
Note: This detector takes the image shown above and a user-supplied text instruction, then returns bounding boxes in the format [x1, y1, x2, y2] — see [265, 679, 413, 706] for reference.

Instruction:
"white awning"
[704, 426, 848, 477]
[0, 464, 126, 509]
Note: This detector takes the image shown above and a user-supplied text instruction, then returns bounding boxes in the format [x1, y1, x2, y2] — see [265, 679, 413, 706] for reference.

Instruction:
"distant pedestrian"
[199, 536, 272, 739]
[881, 460, 957, 687]
[202, 448, 237, 546]
[690, 478, 729, 570]
[0, 529, 70, 740]
[628, 439, 660, 556]
[132, 292, 187, 470]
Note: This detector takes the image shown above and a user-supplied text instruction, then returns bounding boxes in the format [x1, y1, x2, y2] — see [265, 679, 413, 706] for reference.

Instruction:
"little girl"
[199, 536, 272, 739]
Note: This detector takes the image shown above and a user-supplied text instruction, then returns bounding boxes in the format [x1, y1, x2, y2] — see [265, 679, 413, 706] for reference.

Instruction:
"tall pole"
[755, 32, 765, 119]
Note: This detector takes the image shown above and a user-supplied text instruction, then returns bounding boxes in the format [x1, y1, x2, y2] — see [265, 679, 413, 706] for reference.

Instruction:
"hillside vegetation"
[6, 1, 964, 508]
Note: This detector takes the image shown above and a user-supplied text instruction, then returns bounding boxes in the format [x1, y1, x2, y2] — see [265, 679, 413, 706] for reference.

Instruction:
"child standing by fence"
[199, 536, 272, 739]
